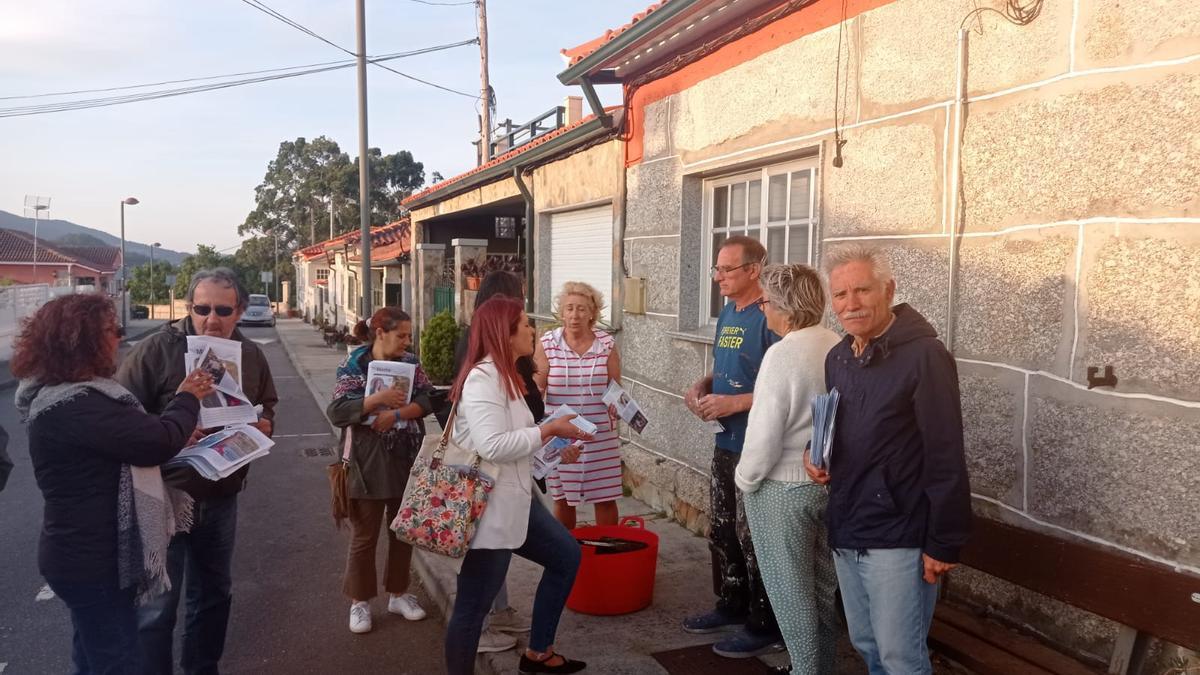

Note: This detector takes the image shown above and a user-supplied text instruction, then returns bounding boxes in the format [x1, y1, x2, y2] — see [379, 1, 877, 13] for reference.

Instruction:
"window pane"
[710, 232, 726, 319]
[713, 185, 728, 230]
[767, 227, 785, 263]
[730, 182, 747, 230]
[767, 174, 788, 221]
[789, 170, 812, 220]
[748, 180, 761, 225]
[787, 225, 810, 264]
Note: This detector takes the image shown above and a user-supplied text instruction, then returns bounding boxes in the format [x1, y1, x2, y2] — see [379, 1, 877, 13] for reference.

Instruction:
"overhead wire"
[0, 41, 476, 117]
[240, 0, 479, 98]
[406, 0, 477, 5]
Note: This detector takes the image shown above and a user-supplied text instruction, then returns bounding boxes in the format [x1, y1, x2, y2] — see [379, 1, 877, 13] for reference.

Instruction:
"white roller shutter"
[549, 205, 614, 322]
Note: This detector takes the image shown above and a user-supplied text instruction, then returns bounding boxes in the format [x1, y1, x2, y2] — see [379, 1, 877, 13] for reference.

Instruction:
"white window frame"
[315, 267, 329, 281]
[700, 157, 819, 325]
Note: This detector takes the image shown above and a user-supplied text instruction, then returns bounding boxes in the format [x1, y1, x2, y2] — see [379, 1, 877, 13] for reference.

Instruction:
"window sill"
[666, 327, 715, 345]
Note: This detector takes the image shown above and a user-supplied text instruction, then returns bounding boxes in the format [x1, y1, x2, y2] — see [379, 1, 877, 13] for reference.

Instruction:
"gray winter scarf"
[15, 377, 194, 603]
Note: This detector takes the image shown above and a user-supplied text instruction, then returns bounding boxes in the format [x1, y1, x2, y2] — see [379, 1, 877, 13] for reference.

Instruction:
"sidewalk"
[274, 317, 845, 674]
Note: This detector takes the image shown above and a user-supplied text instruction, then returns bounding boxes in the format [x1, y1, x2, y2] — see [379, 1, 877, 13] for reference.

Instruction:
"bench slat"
[936, 604, 1101, 675]
[960, 518, 1200, 651]
[930, 617, 1059, 675]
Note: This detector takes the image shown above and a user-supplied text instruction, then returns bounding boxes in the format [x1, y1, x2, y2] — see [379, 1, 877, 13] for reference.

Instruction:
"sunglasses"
[191, 304, 236, 317]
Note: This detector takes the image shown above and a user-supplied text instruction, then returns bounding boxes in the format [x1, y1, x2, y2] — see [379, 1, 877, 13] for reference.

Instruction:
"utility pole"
[478, 0, 491, 164]
[355, 0, 372, 318]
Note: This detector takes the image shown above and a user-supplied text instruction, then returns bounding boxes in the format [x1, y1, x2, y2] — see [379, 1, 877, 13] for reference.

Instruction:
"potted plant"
[420, 310, 461, 385]
[461, 259, 482, 290]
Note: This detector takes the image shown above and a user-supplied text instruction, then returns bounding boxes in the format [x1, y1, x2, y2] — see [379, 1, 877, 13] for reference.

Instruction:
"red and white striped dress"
[541, 327, 622, 506]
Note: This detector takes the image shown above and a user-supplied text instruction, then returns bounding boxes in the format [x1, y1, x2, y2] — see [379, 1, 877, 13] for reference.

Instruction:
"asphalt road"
[0, 325, 446, 674]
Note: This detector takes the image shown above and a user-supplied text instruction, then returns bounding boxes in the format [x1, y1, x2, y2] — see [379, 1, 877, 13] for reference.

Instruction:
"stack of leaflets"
[362, 360, 417, 431]
[532, 405, 598, 480]
[165, 425, 275, 481]
[809, 387, 840, 470]
[601, 381, 649, 434]
[185, 336, 258, 429]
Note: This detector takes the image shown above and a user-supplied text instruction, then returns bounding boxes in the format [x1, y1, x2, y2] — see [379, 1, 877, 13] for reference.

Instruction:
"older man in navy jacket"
[806, 243, 971, 675]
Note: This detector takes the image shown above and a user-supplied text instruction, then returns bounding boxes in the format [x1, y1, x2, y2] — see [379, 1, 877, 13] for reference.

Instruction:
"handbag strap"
[436, 399, 482, 471]
[341, 426, 353, 463]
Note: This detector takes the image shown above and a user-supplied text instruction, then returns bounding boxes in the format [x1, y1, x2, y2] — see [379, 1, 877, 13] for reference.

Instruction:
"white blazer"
[450, 358, 542, 550]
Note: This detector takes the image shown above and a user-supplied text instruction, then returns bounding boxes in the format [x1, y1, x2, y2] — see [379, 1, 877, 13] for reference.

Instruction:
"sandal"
[517, 651, 587, 674]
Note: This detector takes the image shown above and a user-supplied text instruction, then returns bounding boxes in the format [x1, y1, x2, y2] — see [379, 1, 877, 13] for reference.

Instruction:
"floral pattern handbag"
[391, 402, 493, 558]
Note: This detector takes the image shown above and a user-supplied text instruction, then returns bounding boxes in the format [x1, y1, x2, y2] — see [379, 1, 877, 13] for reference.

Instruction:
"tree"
[171, 244, 256, 300]
[127, 261, 175, 304]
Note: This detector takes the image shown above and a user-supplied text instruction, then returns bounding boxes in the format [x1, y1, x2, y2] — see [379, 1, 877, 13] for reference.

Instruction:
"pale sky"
[0, 0, 647, 254]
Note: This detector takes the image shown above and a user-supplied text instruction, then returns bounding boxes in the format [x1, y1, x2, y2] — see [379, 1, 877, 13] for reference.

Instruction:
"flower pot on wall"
[465, 276, 482, 291]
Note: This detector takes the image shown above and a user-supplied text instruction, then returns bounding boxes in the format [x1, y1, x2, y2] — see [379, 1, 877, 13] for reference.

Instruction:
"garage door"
[549, 204, 614, 322]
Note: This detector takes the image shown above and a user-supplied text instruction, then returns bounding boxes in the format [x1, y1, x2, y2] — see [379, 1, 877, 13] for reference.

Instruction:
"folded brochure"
[808, 387, 840, 470]
[601, 380, 649, 434]
[165, 424, 274, 481]
[532, 404, 597, 480]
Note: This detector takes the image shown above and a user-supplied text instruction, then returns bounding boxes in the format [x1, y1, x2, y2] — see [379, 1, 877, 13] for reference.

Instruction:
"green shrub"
[420, 310, 460, 385]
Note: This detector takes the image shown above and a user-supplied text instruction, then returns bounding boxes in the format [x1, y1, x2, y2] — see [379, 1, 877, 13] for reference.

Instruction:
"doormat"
[650, 644, 778, 674]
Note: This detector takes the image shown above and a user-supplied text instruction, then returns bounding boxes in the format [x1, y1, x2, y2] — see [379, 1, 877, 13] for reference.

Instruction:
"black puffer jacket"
[824, 304, 971, 563]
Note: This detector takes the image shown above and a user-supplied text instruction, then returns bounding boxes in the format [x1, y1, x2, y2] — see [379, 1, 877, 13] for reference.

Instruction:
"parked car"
[130, 305, 149, 320]
[239, 294, 276, 327]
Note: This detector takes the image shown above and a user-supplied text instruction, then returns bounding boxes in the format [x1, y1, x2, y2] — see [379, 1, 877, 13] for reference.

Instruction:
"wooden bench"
[929, 517, 1200, 674]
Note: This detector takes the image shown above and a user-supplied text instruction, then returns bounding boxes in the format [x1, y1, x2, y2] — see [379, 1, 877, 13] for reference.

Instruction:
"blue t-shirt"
[712, 299, 780, 452]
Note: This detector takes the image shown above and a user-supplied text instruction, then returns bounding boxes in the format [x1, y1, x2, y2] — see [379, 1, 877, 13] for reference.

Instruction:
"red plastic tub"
[566, 516, 659, 616]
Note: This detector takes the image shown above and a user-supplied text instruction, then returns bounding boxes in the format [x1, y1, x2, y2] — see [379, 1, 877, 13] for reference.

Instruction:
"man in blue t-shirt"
[683, 235, 782, 658]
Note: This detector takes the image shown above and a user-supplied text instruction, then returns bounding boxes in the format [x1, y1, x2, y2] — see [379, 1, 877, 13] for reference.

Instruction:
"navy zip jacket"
[825, 303, 971, 563]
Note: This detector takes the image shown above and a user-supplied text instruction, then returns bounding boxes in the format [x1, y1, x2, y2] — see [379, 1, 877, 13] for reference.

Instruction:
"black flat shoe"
[518, 653, 587, 674]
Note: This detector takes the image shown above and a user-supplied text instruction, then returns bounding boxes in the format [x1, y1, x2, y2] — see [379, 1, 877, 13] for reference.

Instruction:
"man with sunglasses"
[682, 235, 784, 658]
[117, 267, 278, 675]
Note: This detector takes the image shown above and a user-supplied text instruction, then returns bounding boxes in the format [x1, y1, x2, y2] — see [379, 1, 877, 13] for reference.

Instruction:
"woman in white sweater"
[735, 264, 841, 675]
[445, 297, 591, 675]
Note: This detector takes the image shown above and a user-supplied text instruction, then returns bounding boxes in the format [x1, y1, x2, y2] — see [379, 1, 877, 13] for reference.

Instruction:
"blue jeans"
[444, 496, 582, 675]
[49, 579, 140, 675]
[833, 548, 939, 675]
[137, 493, 238, 675]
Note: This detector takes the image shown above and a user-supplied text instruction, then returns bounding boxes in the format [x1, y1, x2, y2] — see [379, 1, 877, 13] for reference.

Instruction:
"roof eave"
[557, 0, 702, 85]
[404, 114, 621, 211]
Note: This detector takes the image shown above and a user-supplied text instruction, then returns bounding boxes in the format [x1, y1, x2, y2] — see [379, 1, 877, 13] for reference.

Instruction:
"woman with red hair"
[12, 293, 214, 674]
[443, 297, 591, 675]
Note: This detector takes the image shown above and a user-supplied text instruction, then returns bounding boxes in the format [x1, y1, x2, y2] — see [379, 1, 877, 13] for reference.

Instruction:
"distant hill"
[0, 209, 188, 266]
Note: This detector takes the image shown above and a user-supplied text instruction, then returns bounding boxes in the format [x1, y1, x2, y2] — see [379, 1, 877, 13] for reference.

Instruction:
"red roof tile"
[401, 108, 620, 208]
[295, 219, 411, 262]
[0, 229, 115, 271]
[560, 1, 671, 67]
[59, 246, 121, 271]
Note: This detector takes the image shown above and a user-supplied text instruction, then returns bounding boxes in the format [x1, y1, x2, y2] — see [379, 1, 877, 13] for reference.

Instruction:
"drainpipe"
[945, 28, 969, 353]
[512, 167, 535, 313]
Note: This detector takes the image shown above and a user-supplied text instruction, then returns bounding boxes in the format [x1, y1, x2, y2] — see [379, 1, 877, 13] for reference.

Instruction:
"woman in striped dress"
[534, 281, 623, 530]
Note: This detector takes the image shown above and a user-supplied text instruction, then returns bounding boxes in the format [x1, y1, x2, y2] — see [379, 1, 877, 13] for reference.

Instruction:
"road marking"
[35, 584, 55, 601]
[273, 433, 334, 439]
[1, 660, 8, 672]
[250, 338, 277, 345]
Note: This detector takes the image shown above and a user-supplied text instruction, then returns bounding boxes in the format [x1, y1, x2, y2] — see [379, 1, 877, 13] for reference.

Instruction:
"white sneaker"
[477, 627, 518, 653]
[387, 593, 427, 621]
[488, 606, 531, 633]
[349, 601, 372, 634]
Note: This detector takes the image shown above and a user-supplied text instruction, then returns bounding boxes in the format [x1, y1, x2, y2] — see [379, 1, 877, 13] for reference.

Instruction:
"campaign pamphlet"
[185, 336, 258, 428]
[708, 420, 725, 434]
[165, 424, 274, 481]
[362, 360, 417, 431]
[532, 405, 597, 480]
[601, 380, 649, 434]
[809, 388, 840, 470]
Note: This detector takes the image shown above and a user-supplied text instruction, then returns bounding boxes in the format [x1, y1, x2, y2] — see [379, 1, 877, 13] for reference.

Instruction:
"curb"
[274, 321, 499, 675]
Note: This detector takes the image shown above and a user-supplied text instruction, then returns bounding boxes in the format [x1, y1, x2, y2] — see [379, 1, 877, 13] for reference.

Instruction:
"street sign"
[260, 271, 273, 283]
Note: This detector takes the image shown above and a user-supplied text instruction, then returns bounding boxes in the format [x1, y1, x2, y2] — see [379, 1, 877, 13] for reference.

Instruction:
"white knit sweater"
[734, 324, 842, 493]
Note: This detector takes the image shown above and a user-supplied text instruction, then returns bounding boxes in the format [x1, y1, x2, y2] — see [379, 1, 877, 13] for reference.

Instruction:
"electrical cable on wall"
[960, 0, 1044, 32]
[831, 0, 850, 168]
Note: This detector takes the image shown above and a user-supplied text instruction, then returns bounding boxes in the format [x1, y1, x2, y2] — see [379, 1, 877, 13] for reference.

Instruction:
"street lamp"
[120, 197, 139, 329]
[150, 242, 161, 308]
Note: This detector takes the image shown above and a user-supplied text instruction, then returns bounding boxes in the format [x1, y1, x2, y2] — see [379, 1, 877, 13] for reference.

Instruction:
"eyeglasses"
[709, 262, 757, 278]
[191, 304, 236, 317]
[753, 298, 770, 310]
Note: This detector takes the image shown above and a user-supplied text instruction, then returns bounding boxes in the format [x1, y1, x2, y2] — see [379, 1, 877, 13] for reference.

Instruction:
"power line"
[0, 41, 477, 117]
[407, 0, 477, 5]
[0, 46, 467, 102]
[242, 0, 479, 98]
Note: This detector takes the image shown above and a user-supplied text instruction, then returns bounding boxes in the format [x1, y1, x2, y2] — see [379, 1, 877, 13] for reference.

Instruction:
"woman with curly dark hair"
[13, 293, 215, 674]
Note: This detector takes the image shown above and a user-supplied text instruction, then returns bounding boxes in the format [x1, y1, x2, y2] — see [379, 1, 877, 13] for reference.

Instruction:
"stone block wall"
[616, 0, 1200, 664]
